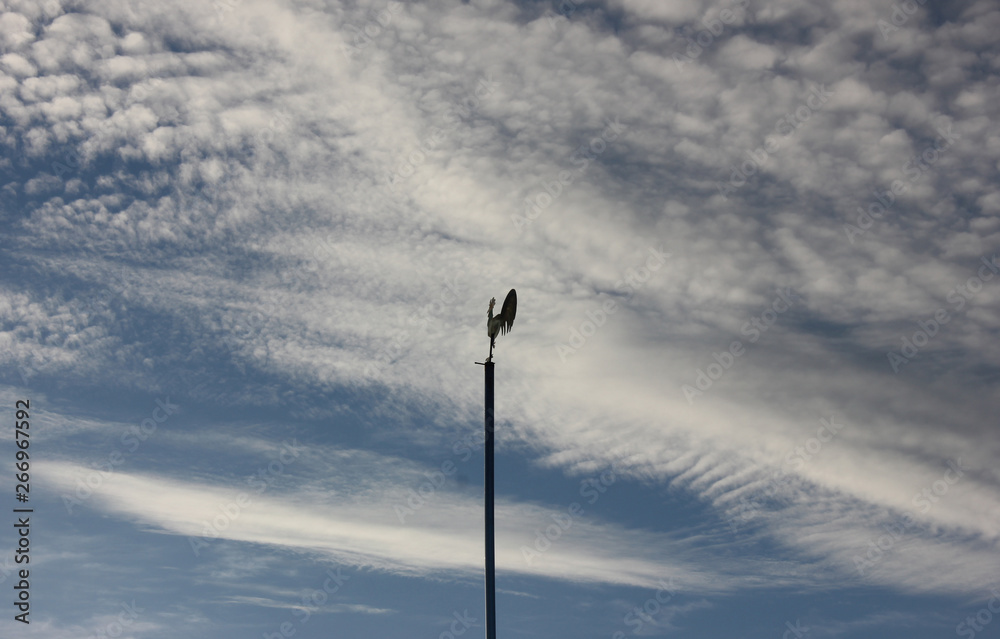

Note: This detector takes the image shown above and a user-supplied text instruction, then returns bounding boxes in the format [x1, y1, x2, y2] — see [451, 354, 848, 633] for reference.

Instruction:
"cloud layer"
[1, 0, 999, 635]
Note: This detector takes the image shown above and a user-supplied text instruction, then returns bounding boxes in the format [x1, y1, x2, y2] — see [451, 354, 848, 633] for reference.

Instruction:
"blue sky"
[1, 0, 999, 637]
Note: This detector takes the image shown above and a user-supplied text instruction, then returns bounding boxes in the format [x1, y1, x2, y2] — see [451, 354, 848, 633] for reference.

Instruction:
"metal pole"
[484, 361, 496, 639]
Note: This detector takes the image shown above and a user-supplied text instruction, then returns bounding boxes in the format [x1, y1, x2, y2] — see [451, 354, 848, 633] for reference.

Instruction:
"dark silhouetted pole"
[482, 288, 514, 638]
[484, 360, 496, 639]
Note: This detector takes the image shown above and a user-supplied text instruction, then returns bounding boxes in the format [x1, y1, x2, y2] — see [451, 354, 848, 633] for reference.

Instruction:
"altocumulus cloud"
[1, 0, 999, 636]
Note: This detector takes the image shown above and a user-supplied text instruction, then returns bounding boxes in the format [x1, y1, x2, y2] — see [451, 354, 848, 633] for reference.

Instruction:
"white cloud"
[1, 0, 999, 614]
[37, 458, 743, 592]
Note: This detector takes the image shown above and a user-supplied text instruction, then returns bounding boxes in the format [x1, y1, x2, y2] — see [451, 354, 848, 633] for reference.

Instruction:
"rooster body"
[486, 289, 517, 362]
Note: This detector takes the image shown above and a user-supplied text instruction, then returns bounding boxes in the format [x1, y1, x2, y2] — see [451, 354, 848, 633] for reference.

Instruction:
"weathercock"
[486, 289, 517, 362]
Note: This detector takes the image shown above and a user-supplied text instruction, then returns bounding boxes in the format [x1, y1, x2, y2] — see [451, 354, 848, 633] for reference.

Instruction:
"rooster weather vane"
[485, 289, 517, 363]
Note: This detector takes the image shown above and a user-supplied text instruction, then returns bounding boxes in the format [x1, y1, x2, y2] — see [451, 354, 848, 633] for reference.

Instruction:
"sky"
[0, 0, 998, 637]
